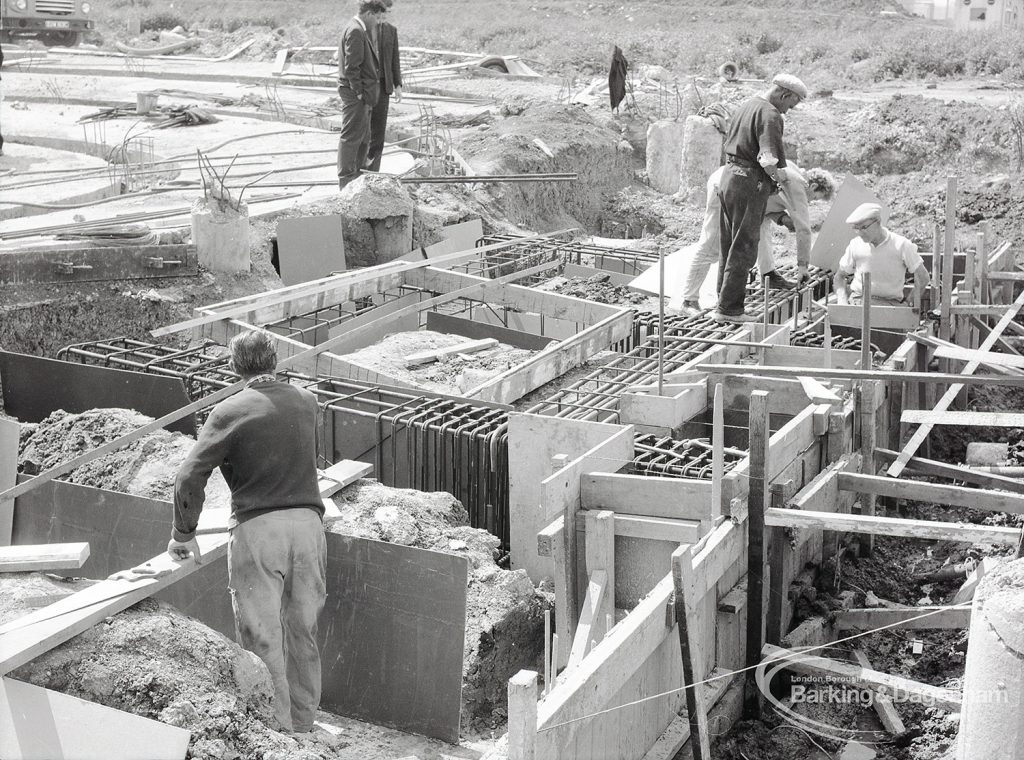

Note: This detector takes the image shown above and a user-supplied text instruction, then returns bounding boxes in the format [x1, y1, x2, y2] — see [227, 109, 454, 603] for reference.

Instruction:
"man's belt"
[725, 155, 757, 169]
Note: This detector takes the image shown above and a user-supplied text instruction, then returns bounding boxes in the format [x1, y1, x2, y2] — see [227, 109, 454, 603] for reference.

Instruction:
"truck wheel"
[45, 31, 83, 47]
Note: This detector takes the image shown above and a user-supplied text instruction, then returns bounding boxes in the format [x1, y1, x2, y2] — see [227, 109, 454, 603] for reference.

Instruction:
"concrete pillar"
[339, 174, 414, 267]
[191, 198, 251, 273]
[677, 115, 723, 206]
[645, 119, 687, 194]
[957, 558, 1024, 759]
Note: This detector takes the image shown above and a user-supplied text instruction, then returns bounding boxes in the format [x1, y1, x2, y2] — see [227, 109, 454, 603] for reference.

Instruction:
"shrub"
[755, 32, 783, 55]
[141, 12, 186, 31]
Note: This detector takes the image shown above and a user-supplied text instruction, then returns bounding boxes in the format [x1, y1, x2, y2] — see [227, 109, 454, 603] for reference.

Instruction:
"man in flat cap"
[834, 202, 930, 311]
[713, 73, 807, 323]
[337, 1, 387, 189]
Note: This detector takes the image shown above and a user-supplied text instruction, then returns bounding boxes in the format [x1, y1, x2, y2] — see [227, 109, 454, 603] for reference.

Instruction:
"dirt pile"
[0, 574, 347, 760]
[458, 103, 635, 232]
[341, 330, 535, 395]
[546, 273, 650, 306]
[18, 408, 231, 506]
[329, 480, 548, 733]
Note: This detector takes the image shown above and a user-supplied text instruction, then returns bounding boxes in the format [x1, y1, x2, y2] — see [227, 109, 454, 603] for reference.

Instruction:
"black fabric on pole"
[609, 45, 628, 111]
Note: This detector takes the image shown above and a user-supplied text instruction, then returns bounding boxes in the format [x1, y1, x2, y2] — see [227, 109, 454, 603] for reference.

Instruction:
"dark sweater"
[173, 380, 322, 541]
[723, 95, 788, 181]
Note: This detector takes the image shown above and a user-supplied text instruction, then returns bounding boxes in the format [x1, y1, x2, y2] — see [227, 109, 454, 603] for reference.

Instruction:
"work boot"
[763, 270, 795, 290]
[680, 300, 702, 317]
[713, 310, 758, 323]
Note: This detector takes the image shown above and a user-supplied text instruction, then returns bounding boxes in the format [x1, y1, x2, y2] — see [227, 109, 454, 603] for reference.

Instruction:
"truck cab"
[1, 0, 95, 47]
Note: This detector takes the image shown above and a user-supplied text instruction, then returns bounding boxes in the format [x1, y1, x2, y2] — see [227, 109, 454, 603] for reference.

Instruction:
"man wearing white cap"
[714, 73, 808, 323]
[834, 203, 930, 311]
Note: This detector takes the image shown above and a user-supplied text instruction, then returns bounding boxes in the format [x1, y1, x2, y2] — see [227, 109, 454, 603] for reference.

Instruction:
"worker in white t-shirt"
[834, 203, 930, 312]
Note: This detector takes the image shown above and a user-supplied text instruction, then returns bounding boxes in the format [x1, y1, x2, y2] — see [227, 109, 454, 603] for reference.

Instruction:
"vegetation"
[93, 0, 1024, 85]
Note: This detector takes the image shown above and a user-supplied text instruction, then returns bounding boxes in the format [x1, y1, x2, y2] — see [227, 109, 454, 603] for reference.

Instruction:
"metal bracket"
[144, 257, 183, 270]
[54, 262, 94, 275]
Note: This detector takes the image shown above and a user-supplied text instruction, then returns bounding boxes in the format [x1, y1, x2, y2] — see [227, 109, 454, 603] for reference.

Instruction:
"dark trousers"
[366, 82, 390, 172]
[337, 84, 371, 184]
[716, 166, 770, 316]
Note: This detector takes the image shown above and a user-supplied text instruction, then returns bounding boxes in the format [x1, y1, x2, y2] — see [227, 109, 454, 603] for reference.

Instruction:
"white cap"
[845, 203, 883, 225]
[772, 73, 808, 100]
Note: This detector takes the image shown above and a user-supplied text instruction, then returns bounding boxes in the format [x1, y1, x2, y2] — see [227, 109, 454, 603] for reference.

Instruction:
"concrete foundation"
[956, 558, 1024, 760]
[190, 199, 251, 273]
[677, 115, 723, 206]
[645, 120, 687, 194]
[339, 174, 414, 267]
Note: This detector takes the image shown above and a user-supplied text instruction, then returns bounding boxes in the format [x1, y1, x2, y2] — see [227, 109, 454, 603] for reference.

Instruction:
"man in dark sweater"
[714, 73, 807, 323]
[169, 330, 325, 734]
[366, 0, 402, 172]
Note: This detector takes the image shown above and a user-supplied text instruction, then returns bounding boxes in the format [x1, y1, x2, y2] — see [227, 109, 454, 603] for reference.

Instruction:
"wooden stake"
[671, 545, 712, 760]
[543, 609, 551, 695]
[859, 380, 878, 556]
[658, 246, 665, 396]
[940, 176, 957, 351]
[766, 484, 787, 646]
[508, 670, 538, 760]
[711, 383, 724, 520]
[823, 315, 832, 369]
[744, 390, 770, 718]
[861, 272, 872, 370]
[763, 275, 770, 333]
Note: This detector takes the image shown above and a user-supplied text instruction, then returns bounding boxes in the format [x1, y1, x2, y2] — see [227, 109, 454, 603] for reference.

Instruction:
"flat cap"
[845, 203, 883, 225]
[772, 73, 808, 100]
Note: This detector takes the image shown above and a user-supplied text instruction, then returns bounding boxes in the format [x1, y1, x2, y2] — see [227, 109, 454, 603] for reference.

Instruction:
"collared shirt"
[838, 229, 923, 300]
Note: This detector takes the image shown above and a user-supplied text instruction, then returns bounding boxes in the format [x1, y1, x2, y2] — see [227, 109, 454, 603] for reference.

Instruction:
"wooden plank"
[889, 288, 1024, 477]
[745, 391, 769, 717]
[838, 472, 1024, 515]
[902, 410, 1024, 428]
[696, 362, 1024, 389]
[828, 303, 920, 331]
[671, 545, 711, 760]
[691, 517, 745, 598]
[0, 532, 230, 676]
[768, 405, 818, 482]
[584, 510, 615, 646]
[763, 643, 961, 711]
[404, 338, 498, 367]
[563, 262, 636, 287]
[425, 310, 554, 351]
[467, 309, 633, 404]
[761, 344, 863, 370]
[579, 513, 702, 544]
[712, 383, 724, 520]
[0, 243, 198, 285]
[836, 606, 971, 631]
[764, 507, 1021, 545]
[859, 380, 879, 556]
[619, 384, 706, 432]
[851, 650, 906, 735]
[567, 569, 608, 669]
[0, 419, 17, 546]
[0, 676, 190, 760]
[0, 543, 90, 573]
[985, 271, 1024, 281]
[581, 472, 712, 521]
[932, 344, 1024, 371]
[640, 671, 735, 760]
[874, 446, 1024, 496]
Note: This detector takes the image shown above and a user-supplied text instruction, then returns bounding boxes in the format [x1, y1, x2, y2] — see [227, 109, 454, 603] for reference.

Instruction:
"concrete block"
[645, 119, 687, 194]
[191, 199, 250, 273]
[678, 115, 723, 206]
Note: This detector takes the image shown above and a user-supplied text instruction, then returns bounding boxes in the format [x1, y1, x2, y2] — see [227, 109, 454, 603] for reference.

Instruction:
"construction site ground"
[3, 10, 1024, 760]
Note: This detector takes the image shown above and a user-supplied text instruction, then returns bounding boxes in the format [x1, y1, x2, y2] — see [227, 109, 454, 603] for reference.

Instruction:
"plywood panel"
[0, 677, 190, 760]
[809, 174, 883, 271]
[277, 214, 346, 286]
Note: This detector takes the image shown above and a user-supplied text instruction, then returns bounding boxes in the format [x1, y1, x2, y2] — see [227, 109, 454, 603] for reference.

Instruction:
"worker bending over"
[672, 163, 834, 316]
[714, 73, 807, 323]
[834, 202, 930, 312]
[169, 331, 326, 734]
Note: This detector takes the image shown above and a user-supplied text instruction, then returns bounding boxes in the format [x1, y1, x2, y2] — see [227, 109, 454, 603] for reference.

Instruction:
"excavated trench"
[0, 106, 641, 757]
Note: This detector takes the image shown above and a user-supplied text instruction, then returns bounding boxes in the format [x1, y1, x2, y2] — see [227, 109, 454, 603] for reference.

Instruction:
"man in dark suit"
[366, 0, 402, 173]
[337, 1, 386, 189]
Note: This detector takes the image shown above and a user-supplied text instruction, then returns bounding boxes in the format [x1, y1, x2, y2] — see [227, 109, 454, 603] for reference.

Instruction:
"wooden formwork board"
[468, 309, 633, 404]
[534, 518, 746, 760]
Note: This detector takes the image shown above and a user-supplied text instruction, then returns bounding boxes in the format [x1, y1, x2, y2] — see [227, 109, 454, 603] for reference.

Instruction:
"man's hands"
[394, 86, 402, 103]
[167, 537, 203, 565]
